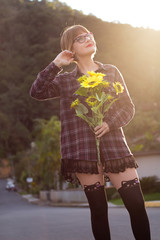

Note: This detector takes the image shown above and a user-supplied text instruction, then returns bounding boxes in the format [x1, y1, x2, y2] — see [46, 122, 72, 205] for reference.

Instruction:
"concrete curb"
[22, 194, 160, 208]
[46, 202, 118, 208]
[145, 201, 160, 208]
[22, 194, 40, 203]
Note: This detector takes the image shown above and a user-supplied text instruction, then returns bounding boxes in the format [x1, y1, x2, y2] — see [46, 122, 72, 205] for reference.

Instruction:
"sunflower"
[86, 96, 98, 107]
[71, 98, 80, 108]
[77, 75, 87, 83]
[87, 71, 106, 78]
[101, 81, 110, 88]
[113, 82, 124, 95]
[80, 76, 103, 88]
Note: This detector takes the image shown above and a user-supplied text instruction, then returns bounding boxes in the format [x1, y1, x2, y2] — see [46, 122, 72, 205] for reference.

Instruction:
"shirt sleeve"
[104, 66, 135, 130]
[30, 61, 63, 100]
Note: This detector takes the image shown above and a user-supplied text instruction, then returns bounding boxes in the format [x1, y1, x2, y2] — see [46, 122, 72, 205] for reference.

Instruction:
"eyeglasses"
[73, 32, 94, 44]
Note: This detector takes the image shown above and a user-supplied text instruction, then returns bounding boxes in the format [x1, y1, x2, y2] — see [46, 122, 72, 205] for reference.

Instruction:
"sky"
[58, 0, 160, 31]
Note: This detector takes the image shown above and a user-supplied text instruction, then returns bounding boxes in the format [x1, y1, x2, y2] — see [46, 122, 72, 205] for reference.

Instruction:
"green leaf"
[75, 111, 94, 129]
[101, 91, 106, 101]
[74, 87, 88, 97]
[102, 93, 112, 103]
[91, 106, 99, 114]
[95, 92, 102, 101]
[91, 99, 104, 113]
[75, 103, 88, 114]
[103, 98, 118, 113]
[95, 91, 105, 101]
[92, 92, 111, 114]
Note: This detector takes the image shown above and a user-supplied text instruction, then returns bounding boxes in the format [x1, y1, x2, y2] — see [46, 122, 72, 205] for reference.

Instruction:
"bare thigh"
[107, 168, 139, 190]
[75, 163, 105, 189]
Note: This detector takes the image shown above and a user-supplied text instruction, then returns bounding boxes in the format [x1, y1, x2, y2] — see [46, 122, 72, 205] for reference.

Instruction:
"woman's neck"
[77, 57, 99, 75]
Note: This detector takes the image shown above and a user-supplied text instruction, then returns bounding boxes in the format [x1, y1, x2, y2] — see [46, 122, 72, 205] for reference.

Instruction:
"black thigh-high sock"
[118, 178, 151, 240]
[84, 181, 111, 240]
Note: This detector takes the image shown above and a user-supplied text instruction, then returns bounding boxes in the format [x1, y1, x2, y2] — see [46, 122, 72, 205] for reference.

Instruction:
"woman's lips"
[86, 43, 94, 47]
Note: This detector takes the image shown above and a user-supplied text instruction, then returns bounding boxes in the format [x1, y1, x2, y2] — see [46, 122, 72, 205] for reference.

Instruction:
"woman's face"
[71, 32, 96, 60]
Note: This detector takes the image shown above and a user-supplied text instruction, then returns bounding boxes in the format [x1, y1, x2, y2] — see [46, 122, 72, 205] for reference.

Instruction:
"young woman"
[30, 25, 151, 240]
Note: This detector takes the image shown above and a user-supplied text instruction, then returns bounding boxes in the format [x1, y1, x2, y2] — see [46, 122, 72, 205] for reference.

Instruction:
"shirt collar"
[71, 61, 106, 78]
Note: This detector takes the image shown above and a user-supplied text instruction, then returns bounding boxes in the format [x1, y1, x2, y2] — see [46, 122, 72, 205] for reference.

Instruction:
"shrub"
[106, 187, 120, 200]
[140, 176, 160, 193]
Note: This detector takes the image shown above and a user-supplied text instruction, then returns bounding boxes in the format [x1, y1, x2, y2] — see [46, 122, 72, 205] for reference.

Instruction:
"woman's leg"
[107, 168, 151, 240]
[75, 163, 111, 240]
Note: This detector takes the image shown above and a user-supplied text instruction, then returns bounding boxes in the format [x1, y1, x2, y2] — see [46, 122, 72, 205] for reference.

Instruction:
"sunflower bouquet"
[71, 71, 124, 165]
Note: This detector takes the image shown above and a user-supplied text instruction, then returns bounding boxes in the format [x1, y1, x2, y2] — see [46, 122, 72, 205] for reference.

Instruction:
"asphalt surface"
[0, 179, 160, 240]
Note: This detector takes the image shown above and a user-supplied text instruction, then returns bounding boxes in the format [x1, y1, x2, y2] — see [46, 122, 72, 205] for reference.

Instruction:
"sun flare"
[60, 0, 160, 30]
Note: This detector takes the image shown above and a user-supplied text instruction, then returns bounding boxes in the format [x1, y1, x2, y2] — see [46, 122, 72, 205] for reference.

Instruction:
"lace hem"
[103, 155, 138, 173]
[60, 156, 138, 186]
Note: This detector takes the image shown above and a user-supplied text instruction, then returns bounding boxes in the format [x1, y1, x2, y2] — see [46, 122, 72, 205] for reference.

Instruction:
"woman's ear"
[72, 52, 78, 62]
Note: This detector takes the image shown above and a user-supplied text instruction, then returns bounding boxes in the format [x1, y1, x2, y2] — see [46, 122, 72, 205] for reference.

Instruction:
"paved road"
[0, 179, 159, 240]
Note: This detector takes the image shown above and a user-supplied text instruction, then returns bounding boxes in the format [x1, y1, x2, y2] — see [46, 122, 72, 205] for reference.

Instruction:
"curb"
[22, 194, 118, 208]
[22, 194, 40, 204]
[22, 194, 160, 208]
[46, 202, 119, 208]
[145, 201, 160, 208]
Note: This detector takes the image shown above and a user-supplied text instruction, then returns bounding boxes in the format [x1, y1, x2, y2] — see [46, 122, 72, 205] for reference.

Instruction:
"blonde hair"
[60, 25, 89, 51]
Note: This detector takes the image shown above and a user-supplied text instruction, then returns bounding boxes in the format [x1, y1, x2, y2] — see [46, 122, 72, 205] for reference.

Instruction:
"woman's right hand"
[53, 50, 75, 68]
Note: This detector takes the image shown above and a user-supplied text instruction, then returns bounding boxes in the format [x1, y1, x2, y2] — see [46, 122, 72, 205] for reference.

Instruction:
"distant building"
[134, 151, 160, 179]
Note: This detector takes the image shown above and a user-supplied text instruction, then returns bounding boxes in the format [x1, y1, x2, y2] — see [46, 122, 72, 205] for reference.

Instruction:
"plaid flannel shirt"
[30, 61, 135, 162]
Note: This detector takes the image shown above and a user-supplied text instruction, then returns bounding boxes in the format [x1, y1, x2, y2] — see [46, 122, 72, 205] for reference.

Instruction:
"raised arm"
[30, 50, 74, 101]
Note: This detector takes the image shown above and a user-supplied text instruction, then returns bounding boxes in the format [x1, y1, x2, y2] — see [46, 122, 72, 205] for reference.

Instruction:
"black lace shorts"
[60, 155, 138, 186]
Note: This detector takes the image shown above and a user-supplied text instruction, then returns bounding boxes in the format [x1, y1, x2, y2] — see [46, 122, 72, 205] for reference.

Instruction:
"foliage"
[124, 110, 160, 152]
[140, 176, 160, 194]
[33, 116, 61, 190]
[143, 192, 160, 201]
[107, 176, 160, 203]
[14, 116, 61, 191]
[106, 187, 120, 200]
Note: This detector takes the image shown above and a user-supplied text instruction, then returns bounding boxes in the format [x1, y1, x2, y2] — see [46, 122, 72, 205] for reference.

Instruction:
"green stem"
[95, 137, 101, 165]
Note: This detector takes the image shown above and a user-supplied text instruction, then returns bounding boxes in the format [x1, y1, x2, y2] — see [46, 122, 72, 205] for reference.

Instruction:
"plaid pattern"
[30, 61, 135, 162]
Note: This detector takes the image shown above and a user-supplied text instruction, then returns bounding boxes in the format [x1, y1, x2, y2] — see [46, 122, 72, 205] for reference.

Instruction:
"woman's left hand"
[94, 122, 110, 138]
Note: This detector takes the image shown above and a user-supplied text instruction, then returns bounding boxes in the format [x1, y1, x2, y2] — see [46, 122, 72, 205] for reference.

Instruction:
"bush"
[106, 176, 160, 200]
[106, 187, 120, 200]
[140, 176, 160, 193]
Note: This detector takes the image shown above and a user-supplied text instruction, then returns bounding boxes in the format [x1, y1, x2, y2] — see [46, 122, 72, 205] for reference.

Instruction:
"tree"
[14, 115, 61, 191]
[33, 116, 61, 190]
